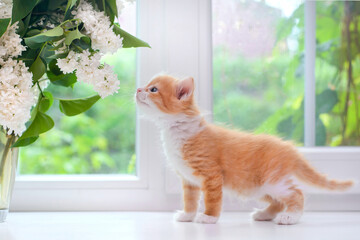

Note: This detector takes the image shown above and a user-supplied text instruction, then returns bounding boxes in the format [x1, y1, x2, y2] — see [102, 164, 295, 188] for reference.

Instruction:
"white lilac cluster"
[56, 50, 119, 98]
[0, 20, 37, 136]
[0, 59, 37, 136]
[57, 0, 124, 98]
[0, 24, 26, 65]
[74, 0, 123, 54]
[0, 0, 12, 19]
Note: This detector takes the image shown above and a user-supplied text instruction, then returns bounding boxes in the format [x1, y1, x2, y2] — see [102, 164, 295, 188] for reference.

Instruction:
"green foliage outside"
[214, 1, 360, 146]
[19, 49, 136, 174]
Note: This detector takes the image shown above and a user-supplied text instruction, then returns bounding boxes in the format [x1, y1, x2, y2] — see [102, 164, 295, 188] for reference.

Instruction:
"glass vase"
[0, 129, 18, 223]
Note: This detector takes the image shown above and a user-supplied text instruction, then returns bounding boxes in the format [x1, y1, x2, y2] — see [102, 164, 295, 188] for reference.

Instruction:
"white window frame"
[11, 0, 360, 212]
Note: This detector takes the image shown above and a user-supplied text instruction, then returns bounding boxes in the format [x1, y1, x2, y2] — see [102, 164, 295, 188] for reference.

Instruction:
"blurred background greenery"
[213, 0, 360, 147]
[19, 49, 137, 175]
[19, 0, 360, 175]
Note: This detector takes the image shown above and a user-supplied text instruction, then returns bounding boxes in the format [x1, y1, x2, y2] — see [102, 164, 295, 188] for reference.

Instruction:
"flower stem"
[36, 81, 45, 97]
[0, 135, 16, 178]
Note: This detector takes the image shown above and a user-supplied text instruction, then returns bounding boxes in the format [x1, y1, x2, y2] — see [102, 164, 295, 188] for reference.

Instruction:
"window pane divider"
[304, 0, 316, 147]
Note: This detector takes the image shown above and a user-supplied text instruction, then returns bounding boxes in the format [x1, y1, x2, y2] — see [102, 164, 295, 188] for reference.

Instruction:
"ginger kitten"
[135, 74, 353, 225]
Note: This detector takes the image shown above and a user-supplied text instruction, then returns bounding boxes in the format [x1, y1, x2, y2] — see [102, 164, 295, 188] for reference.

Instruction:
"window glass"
[213, 0, 304, 145]
[19, 2, 137, 174]
[315, 1, 360, 146]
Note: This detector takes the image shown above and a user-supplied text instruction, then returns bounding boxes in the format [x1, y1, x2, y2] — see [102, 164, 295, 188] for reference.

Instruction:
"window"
[213, 0, 360, 147]
[19, 2, 138, 175]
[12, 0, 359, 212]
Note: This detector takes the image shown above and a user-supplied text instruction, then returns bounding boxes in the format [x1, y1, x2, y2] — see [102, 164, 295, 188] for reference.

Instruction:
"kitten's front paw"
[274, 212, 302, 225]
[174, 211, 196, 222]
[194, 213, 219, 224]
[251, 208, 275, 221]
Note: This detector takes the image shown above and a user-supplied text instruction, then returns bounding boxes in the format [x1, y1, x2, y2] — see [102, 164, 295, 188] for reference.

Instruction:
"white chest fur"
[159, 115, 204, 186]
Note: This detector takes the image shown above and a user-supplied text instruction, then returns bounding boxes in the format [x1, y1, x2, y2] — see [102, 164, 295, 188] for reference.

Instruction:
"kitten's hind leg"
[274, 188, 304, 225]
[252, 195, 284, 221]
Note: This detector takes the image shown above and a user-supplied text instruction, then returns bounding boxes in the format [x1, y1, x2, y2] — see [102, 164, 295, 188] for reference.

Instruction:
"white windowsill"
[15, 174, 147, 189]
[1, 212, 360, 240]
[299, 147, 360, 160]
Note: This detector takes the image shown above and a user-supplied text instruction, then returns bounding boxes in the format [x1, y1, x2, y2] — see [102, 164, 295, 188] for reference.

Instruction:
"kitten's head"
[135, 75, 199, 119]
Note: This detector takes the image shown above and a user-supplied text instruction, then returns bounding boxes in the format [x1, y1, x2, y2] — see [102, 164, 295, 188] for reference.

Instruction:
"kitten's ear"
[176, 77, 194, 100]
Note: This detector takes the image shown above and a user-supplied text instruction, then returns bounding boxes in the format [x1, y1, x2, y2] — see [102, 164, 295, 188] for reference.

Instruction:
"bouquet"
[0, 0, 149, 147]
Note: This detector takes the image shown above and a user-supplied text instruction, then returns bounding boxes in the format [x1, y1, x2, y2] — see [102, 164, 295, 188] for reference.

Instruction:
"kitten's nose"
[137, 88, 143, 93]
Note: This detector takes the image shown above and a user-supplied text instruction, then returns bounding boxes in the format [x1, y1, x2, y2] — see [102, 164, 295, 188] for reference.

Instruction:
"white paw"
[251, 208, 275, 221]
[174, 211, 196, 222]
[274, 212, 302, 225]
[194, 213, 219, 224]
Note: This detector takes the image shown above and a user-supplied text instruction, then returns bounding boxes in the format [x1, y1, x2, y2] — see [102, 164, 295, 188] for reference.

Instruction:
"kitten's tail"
[294, 157, 354, 191]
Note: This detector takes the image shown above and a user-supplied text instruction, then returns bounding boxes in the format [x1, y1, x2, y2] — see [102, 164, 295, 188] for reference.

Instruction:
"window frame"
[11, 0, 360, 212]
[304, 0, 316, 146]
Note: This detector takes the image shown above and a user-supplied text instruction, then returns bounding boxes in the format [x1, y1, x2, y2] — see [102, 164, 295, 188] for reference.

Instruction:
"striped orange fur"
[135, 74, 353, 224]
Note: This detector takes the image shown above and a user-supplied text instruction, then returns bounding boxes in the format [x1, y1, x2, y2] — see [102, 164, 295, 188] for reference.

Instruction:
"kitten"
[135, 74, 353, 225]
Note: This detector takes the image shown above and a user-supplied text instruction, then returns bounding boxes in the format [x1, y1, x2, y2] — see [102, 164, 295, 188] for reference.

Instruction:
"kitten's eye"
[150, 87, 158, 93]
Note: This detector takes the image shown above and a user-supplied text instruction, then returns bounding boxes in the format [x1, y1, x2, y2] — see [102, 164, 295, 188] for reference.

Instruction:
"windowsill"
[17, 174, 138, 182]
[15, 174, 147, 189]
[299, 147, 360, 160]
[1, 212, 360, 240]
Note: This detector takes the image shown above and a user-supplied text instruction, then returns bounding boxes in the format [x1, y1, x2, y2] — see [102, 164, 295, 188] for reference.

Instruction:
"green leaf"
[11, 0, 39, 24]
[47, 71, 77, 87]
[29, 56, 46, 81]
[39, 92, 54, 113]
[48, 41, 65, 51]
[65, 0, 78, 15]
[48, 0, 68, 10]
[49, 59, 63, 75]
[26, 29, 42, 37]
[95, 0, 106, 11]
[113, 24, 151, 48]
[17, 13, 32, 37]
[18, 47, 40, 68]
[40, 44, 56, 64]
[59, 95, 101, 116]
[24, 26, 64, 49]
[65, 28, 86, 45]
[0, 18, 10, 38]
[12, 136, 39, 148]
[18, 112, 54, 140]
[316, 89, 338, 115]
[71, 36, 91, 51]
[47, 59, 77, 87]
[29, 102, 38, 124]
[105, 0, 118, 23]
